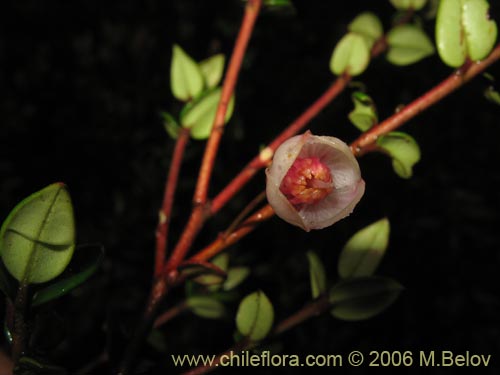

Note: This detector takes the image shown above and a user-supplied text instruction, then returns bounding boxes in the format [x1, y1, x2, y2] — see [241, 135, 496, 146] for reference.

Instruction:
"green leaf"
[181, 88, 235, 140]
[223, 267, 250, 291]
[386, 25, 435, 65]
[236, 290, 274, 341]
[330, 33, 371, 76]
[436, 0, 498, 68]
[348, 12, 384, 49]
[31, 244, 104, 307]
[348, 91, 378, 131]
[193, 253, 229, 289]
[329, 276, 403, 321]
[338, 218, 390, 279]
[390, 0, 428, 10]
[306, 251, 327, 299]
[161, 112, 181, 139]
[0, 183, 76, 284]
[263, 0, 292, 6]
[170, 44, 204, 101]
[377, 131, 421, 178]
[199, 54, 225, 89]
[16, 356, 67, 375]
[484, 86, 500, 105]
[187, 296, 226, 319]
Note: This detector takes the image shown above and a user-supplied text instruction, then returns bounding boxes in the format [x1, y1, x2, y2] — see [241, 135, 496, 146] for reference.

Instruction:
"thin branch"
[164, 0, 263, 274]
[153, 300, 189, 329]
[189, 204, 274, 264]
[11, 284, 29, 364]
[155, 128, 190, 277]
[350, 44, 500, 155]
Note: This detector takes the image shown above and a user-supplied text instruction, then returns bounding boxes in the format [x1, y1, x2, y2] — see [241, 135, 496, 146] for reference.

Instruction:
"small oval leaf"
[199, 54, 225, 89]
[386, 25, 435, 65]
[236, 290, 274, 341]
[187, 296, 226, 319]
[181, 88, 235, 140]
[377, 131, 421, 179]
[329, 276, 403, 321]
[348, 12, 384, 49]
[338, 218, 390, 279]
[223, 267, 250, 291]
[390, 0, 428, 10]
[171, 44, 204, 101]
[306, 251, 327, 298]
[348, 91, 378, 131]
[330, 33, 371, 76]
[436, 0, 498, 67]
[193, 253, 229, 288]
[0, 183, 76, 284]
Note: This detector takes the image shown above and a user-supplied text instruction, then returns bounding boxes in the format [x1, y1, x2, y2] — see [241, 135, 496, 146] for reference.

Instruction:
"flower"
[266, 131, 365, 231]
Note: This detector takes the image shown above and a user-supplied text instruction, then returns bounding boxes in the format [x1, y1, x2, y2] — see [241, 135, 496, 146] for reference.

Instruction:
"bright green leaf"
[0, 184, 76, 284]
[199, 54, 225, 89]
[306, 251, 327, 299]
[236, 290, 274, 341]
[338, 218, 390, 279]
[187, 296, 226, 319]
[181, 88, 235, 140]
[348, 12, 384, 49]
[377, 131, 421, 178]
[170, 44, 204, 101]
[348, 91, 378, 131]
[436, 0, 498, 67]
[330, 33, 371, 76]
[32, 244, 104, 307]
[161, 112, 181, 139]
[329, 276, 403, 321]
[194, 253, 229, 289]
[386, 25, 435, 65]
[390, 0, 428, 10]
[223, 267, 250, 291]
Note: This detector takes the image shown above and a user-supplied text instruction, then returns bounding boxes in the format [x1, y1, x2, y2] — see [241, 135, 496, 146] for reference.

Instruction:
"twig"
[153, 300, 189, 329]
[350, 44, 500, 155]
[164, 0, 263, 274]
[11, 284, 29, 363]
[155, 128, 191, 277]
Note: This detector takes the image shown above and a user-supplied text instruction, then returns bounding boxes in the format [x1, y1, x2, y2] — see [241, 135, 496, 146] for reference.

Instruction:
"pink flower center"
[280, 157, 334, 206]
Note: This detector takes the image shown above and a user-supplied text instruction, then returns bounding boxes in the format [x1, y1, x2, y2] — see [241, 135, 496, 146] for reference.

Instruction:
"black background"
[1, 0, 500, 374]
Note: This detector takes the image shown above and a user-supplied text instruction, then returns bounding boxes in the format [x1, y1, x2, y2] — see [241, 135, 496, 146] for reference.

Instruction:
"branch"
[153, 300, 189, 328]
[155, 128, 190, 277]
[164, 0, 263, 274]
[350, 44, 500, 155]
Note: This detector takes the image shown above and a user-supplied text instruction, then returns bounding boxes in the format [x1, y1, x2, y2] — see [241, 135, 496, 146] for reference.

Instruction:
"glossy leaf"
[306, 251, 327, 298]
[348, 91, 378, 131]
[161, 112, 181, 139]
[330, 33, 370, 76]
[181, 88, 235, 140]
[329, 276, 403, 321]
[390, 0, 428, 10]
[193, 253, 229, 288]
[348, 12, 383, 49]
[187, 296, 226, 319]
[236, 290, 274, 341]
[223, 267, 250, 291]
[386, 25, 435, 65]
[32, 245, 104, 307]
[170, 44, 204, 101]
[338, 218, 390, 279]
[199, 54, 225, 89]
[0, 183, 75, 284]
[436, 0, 498, 67]
[377, 131, 421, 178]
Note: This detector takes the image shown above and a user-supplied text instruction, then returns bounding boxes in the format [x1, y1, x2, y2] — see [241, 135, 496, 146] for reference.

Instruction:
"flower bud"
[266, 131, 365, 231]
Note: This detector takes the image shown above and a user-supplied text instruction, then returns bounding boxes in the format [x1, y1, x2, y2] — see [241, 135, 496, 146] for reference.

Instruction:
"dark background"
[1, 0, 500, 374]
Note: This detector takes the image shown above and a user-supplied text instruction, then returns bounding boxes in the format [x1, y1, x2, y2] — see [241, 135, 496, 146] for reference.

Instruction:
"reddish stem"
[153, 300, 189, 328]
[155, 128, 190, 277]
[163, 0, 262, 274]
[350, 44, 500, 155]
